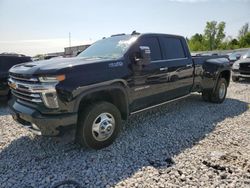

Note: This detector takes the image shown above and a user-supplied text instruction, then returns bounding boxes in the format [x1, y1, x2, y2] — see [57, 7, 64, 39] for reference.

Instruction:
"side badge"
[134, 85, 150, 91]
[109, 61, 123, 68]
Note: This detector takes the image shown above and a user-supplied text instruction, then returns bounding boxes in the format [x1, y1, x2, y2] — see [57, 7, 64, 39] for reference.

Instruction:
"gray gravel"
[0, 80, 250, 188]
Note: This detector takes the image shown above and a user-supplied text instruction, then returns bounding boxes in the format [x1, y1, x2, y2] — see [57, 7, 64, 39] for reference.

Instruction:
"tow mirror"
[135, 46, 151, 66]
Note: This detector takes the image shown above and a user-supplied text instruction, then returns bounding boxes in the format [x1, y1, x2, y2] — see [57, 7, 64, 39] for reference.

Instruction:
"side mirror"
[236, 54, 241, 60]
[135, 46, 151, 66]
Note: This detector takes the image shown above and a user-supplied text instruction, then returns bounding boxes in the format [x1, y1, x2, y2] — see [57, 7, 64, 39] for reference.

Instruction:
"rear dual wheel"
[202, 78, 227, 103]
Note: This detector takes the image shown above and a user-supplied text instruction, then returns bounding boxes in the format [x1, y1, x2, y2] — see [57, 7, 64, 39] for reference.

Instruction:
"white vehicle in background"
[228, 51, 247, 66]
[232, 50, 250, 82]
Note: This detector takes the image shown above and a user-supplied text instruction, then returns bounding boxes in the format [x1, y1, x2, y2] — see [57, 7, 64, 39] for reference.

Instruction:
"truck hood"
[9, 57, 115, 75]
[238, 58, 250, 64]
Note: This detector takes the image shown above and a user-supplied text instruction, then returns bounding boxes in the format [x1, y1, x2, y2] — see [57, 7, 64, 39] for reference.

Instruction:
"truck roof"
[140, 33, 184, 38]
[110, 32, 184, 39]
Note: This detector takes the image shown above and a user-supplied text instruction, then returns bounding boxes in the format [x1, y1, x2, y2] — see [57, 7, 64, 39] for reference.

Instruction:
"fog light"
[41, 92, 59, 109]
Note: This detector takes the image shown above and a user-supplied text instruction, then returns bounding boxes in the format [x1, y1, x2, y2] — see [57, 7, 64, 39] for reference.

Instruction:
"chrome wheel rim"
[219, 83, 226, 99]
[92, 113, 115, 141]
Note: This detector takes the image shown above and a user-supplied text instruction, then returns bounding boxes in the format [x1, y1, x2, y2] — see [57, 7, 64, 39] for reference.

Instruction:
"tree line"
[187, 21, 250, 51]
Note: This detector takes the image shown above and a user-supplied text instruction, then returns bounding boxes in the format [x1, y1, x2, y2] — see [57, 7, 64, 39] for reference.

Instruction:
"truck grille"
[9, 73, 43, 103]
[240, 63, 250, 72]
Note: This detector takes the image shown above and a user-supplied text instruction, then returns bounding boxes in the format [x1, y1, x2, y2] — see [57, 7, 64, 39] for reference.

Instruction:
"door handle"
[160, 67, 168, 71]
[186, 64, 193, 68]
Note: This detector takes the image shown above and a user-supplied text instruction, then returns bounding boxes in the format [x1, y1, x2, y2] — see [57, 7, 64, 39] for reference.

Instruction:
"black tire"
[202, 90, 212, 102]
[232, 76, 239, 82]
[210, 78, 228, 103]
[76, 101, 121, 150]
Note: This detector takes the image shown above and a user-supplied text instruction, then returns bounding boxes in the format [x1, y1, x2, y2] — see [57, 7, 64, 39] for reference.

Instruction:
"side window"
[161, 37, 186, 60]
[139, 37, 162, 61]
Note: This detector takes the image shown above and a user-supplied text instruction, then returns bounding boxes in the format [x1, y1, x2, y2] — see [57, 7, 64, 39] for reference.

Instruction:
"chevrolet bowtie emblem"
[9, 82, 17, 89]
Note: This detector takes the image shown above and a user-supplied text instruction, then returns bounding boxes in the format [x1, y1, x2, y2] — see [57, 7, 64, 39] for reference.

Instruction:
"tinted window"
[139, 37, 162, 61]
[161, 37, 186, 59]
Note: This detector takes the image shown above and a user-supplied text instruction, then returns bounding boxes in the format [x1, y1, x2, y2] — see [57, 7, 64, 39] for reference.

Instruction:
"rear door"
[158, 36, 194, 97]
[129, 35, 194, 112]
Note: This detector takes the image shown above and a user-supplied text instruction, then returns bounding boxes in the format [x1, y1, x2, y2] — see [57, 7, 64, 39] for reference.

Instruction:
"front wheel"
[76, 101, 121, 150]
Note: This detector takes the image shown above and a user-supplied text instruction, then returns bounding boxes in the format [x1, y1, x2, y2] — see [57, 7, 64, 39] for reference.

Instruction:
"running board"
[130, 94, 191, 115]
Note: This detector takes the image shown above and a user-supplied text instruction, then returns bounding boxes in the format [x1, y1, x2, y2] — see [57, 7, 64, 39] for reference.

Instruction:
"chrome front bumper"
[232, 69, 250, 78]
[232, 71, 250, 78]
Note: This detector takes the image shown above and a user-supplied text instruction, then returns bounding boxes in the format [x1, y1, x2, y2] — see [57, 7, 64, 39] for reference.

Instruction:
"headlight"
[232, 63, 239, 69]
[39, 75, 65, 83]
[38, 75, 65, 108]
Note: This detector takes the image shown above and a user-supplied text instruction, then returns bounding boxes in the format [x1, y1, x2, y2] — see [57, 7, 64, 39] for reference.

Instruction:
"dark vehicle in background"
[44, 55, 59, 60]
[228, 51, 246, 66]
[0, 54, 32, 98]
[8, 32, 230, 149]
[232, 50, 250, 81]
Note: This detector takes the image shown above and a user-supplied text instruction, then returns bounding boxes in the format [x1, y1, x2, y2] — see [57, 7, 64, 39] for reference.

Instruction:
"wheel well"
[78, 89, 128, 120]
[220, 70, 231, 86]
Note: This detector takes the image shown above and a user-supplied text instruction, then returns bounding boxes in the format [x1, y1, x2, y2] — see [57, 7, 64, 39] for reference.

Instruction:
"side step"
[130, 94, 190, 115]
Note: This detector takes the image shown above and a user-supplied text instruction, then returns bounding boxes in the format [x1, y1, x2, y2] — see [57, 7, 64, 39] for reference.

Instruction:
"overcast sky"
[0, 0, 249, 56]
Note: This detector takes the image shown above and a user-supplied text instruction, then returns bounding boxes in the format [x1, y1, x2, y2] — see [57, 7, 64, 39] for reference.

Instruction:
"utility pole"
[69, 32, 72, 56]
[69, 32, 71, 47]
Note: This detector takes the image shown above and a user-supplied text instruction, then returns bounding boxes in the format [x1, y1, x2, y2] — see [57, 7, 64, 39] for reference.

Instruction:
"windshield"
[78, 35, 138, 59]
[242, 50, 250, 59]
[229, 51, 245, 60]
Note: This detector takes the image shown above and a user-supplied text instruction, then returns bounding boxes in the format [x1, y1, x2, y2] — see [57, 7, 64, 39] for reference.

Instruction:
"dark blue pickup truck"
[8, 32, 230, 149]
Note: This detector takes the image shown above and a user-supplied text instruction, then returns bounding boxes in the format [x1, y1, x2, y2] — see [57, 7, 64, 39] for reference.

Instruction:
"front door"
[129, 36, 171, 111]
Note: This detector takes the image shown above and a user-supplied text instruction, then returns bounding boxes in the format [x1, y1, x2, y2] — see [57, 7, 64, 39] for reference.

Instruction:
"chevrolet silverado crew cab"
[8, 32, 230, 149]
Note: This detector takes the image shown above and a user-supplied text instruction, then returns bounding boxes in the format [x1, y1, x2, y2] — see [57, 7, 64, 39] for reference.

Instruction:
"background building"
[64, 44, 90, 56]
[46, 44, 91, 58]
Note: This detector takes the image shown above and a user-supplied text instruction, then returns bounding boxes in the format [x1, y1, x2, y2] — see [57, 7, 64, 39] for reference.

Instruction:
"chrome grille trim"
[9, 75, 39, 82]
[12, 89, 41, 98]
[8, 78, 56, 93]
[11, 91, 42, 103]
[8, 74, 55, 104]
[9, 73, 59, 108]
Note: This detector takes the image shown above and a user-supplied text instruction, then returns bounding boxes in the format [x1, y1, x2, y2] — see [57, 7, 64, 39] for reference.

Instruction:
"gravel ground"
[0, 80, 250, 188]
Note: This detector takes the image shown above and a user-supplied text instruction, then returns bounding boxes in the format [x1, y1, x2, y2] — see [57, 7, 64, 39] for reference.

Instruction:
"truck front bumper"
[8, 99, 78, 136]
[232, 70, 250, 78]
